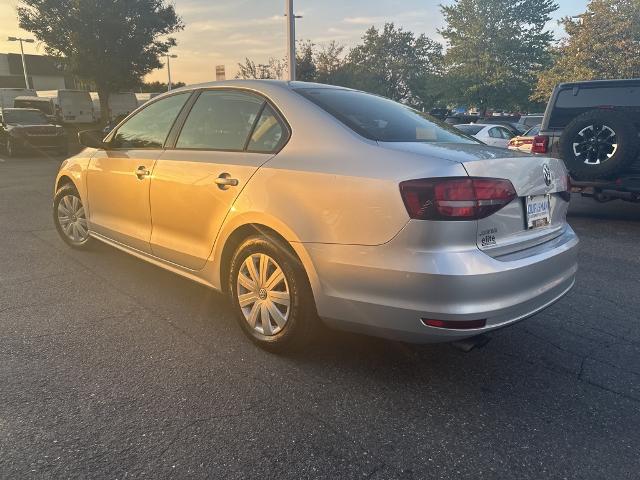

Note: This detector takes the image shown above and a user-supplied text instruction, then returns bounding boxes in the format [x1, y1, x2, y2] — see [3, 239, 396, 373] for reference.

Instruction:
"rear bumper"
[304, 223, 579, 343]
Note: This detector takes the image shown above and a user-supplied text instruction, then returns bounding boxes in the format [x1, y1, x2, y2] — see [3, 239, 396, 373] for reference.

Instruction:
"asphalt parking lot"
[1, 154, 639, 479]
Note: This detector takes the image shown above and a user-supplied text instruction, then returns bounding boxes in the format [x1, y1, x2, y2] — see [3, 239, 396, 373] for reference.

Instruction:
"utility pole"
[286, 0, 296, 81]
[166, 54, 177, 91]
[7, 37, 35, 89]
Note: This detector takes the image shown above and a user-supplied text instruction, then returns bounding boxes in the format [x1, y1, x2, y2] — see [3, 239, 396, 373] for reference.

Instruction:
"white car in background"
[455, 123, 515, 148]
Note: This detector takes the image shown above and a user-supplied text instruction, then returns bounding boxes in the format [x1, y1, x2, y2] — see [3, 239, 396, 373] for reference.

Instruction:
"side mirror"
[78, 130, 108, 149]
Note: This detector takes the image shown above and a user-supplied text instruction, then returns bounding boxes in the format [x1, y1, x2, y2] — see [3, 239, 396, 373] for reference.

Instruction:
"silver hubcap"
[572, 124, 618, 165]
[237, 253, 290, 336]
[57, 194, 89, 243]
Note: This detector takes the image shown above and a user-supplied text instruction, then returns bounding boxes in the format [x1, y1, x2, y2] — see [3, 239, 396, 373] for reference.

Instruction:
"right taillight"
[531, 135, 549, 154]
[399, 177, 517, 221]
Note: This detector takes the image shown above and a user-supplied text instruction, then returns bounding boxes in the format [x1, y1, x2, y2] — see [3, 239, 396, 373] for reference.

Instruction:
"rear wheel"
[228, 235, 318, 352]
[53, 184, 93, 249]
[560, 110, 639, 179]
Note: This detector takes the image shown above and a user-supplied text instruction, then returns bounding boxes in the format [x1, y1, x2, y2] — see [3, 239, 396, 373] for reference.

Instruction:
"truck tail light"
[531, 135, 549, 154]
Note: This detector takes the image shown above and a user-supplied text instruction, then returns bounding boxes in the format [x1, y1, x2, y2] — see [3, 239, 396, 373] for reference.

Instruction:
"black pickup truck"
[534, 79, 640, 203]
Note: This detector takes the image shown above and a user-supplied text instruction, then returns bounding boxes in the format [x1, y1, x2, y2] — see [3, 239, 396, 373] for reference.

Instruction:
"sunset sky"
[1, 0, 589, 84]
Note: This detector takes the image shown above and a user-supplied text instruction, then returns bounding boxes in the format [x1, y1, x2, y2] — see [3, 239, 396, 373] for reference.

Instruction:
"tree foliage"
[236, 57, 286, 80]
[532, 0, 640, 102]
[138, 80, 186, 92]
[18, 0, 183, 122]
[343, 23, 444, 107]
[440, 0, 557, 112]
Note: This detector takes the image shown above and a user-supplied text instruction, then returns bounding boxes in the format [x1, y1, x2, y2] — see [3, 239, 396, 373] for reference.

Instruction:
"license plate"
[526, 195, 551, 229]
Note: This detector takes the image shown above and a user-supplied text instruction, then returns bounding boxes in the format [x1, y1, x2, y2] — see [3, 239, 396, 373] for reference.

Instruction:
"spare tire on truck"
[559, 109, 639, 180]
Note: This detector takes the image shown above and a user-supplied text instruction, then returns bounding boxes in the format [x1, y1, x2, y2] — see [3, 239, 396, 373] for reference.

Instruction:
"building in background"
[0, 53, 78, 90]
[216, 65, 226, 81]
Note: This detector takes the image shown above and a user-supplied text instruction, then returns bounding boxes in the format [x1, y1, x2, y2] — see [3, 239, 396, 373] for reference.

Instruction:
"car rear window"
[3, 109, 49, 125]
[455, 124, 483, 135]
[295, 88, 477, 144]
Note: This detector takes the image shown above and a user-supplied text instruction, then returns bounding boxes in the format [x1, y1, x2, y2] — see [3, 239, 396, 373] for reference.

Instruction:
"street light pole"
[286, 0, 296, 81]
[7, 37, 35, 90]
[166, 54, 177, 91]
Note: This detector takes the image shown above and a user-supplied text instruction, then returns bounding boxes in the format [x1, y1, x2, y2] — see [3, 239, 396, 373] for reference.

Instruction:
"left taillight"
[399, 177, 517, 221]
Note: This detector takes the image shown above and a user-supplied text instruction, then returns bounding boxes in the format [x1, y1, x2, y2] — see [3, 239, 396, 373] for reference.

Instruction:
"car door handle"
[135, 166, 151, 179]
[215, 173, 239, 190]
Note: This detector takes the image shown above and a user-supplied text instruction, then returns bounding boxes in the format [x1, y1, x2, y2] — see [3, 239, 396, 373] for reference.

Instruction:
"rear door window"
[498, 127, 514, 139]
[247, 104, 287, 153]
[175, 90, 264, 151]
[488, 127, 502, 138]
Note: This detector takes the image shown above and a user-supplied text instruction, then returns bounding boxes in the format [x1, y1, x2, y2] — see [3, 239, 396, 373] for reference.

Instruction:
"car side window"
[111, 93, 190, 149]
[175, 90, 264, 150]
[247, 104, 287, 153]
[499, 127, 514, 139]
[488, 127, 501, 138]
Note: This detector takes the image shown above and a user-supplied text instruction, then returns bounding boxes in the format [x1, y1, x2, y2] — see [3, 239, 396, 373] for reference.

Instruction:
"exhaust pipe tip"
[450, 334, 491, 353]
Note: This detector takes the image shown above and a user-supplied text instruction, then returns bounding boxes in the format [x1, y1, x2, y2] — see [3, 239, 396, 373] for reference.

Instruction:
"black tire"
[53, 184, 94, 250]
[228, 235, 319, 353]
[560, 110, 639, 180]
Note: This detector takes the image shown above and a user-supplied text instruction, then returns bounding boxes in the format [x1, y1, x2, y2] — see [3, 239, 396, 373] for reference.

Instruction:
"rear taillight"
[399, 177, 517, 221]
[531, 135, 549, 154]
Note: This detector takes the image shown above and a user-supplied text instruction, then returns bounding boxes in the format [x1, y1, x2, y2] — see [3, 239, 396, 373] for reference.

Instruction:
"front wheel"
[53, 184, 93, 249]
[228, 235, 318, 352]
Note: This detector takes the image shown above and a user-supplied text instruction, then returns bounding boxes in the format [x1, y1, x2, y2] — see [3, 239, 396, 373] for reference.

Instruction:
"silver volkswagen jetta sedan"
[53, 80, 578, 351]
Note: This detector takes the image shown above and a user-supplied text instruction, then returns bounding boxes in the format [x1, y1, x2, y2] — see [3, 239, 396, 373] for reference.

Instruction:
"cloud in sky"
[0, 0, 590, 85]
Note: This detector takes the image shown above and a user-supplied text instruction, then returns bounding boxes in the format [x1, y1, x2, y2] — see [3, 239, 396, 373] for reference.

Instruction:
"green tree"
[296, 40, 317, 82]
[343, 23, 443, 107]
[533, 0, 640, 102]
[138, 80, 186, 93]
[18, 0, 183, 123]
[315, 41, 346, 84]
[440, 0, 557, 113]
[236, 57, 286, 80]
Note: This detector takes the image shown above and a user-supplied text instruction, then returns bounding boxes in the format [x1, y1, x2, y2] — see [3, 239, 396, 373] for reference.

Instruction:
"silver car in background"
[54, 80, 578, 352]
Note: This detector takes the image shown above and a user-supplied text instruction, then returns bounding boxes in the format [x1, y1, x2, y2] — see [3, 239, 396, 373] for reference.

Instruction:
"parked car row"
[0, 88, 159, 125]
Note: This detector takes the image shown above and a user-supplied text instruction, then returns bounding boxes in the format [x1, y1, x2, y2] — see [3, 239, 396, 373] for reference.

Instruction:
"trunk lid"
[379, 142, 570, 256]
[462, 154, 569, 257]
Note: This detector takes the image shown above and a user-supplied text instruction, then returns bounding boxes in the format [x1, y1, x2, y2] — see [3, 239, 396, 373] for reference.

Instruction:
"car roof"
[466, 124, 505, 129]
[13, 96, 45, 101]
[1, 107, 42, 113]
[557, 78, 640, 89]
[174, 79, 347, 93]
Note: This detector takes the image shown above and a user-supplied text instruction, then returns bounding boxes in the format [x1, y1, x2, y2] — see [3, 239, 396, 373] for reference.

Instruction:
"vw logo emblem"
[543, 164, 552, 187]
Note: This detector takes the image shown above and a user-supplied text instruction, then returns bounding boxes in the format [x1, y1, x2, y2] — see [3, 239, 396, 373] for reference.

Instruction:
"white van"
[38, 90, 95, 124]
[90, 92, 138, 121]
[0, 88, 37, 109]
[134, 92, 161, 108]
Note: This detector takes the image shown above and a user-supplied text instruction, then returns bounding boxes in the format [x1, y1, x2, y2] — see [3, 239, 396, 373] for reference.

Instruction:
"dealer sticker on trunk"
[526, 194, 551, 229]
